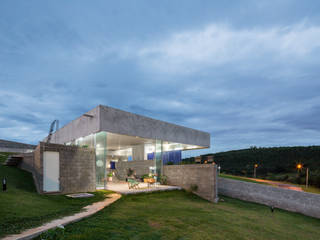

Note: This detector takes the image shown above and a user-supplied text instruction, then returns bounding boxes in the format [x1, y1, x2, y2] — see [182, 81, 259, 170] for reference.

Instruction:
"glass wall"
[95, 131, 107, 188]
[69, 131, 204, 187]
[155, 139, 163, 181]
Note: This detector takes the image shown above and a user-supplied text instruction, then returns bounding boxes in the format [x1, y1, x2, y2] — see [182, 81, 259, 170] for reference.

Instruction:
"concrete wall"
[100, 105, 210, 147]
[48, 106, 100, 144]
[163, 164, 218, 202]
[49, 105, 210, 148]
[19, 142, 96, 194]
[218, 177, 320, 219]
[115, 160, 155, 179]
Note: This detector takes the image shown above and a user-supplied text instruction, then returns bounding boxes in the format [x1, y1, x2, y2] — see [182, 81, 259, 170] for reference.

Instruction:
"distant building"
[0, 139, 36, 153]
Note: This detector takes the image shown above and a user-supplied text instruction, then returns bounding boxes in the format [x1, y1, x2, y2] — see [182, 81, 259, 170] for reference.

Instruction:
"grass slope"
[183, 146, 320, 188]
[37, 190, 320, 240]
[0, 152, 110, 238]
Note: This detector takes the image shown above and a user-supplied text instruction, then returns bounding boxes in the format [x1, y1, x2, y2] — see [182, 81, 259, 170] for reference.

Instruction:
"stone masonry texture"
[163, 164, 218, 202]
[218, 177, 320, 219]
[19, 142, 95, 194]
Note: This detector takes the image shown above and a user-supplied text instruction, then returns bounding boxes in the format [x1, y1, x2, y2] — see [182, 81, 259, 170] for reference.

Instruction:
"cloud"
[0, 1, 319, 154]
[134, 22, 320, 75]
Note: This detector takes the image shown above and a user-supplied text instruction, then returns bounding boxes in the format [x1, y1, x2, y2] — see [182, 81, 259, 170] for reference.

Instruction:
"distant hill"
[182, 146, 320, 187]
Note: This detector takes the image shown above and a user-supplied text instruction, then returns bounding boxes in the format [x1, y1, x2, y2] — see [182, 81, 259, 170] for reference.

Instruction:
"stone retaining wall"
[218, 177, 320, 219]
[163, 164, 218, 202]
[19, 142, 96, 194]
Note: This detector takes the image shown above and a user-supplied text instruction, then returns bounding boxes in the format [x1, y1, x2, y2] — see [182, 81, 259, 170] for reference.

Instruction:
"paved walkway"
[2, 193, 121, 240]
[105, 182, 181, 195]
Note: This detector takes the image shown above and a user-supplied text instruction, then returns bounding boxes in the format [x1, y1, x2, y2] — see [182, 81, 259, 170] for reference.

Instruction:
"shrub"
[190, 184, 198, 192]
[160, 175, 167, 185]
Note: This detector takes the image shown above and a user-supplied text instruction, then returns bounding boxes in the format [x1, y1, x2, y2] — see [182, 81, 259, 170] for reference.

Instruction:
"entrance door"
[43, 151, 60, 192]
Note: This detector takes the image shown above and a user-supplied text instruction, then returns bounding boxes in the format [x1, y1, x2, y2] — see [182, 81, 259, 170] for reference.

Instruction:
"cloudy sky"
[1, 0, 320, 154]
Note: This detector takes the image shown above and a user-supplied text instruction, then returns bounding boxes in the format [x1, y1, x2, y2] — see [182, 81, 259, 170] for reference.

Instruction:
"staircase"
[113, 168, 125, 182]
[4, 155, 23, 166]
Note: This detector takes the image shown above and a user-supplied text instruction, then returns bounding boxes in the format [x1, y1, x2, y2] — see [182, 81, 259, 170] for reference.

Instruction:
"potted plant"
[107, 172, 113, 182]
[142, 174, 149, 182]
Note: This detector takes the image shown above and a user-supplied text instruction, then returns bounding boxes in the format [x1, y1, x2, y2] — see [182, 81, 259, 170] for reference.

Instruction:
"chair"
[128, 178, 140, 189]
[144, 177, 156, 188]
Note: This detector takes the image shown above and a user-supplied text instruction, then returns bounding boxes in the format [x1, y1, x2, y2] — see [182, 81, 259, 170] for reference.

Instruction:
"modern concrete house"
[46, 105, 210, 190]
[13, 105, 217, 200]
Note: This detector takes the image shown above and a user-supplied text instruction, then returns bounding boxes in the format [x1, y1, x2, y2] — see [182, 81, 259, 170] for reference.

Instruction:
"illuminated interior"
[68, 131, 204, 188]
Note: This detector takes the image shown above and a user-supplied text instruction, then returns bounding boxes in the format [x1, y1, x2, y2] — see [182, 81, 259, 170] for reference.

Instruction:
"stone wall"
[19, 152, 34, 173]
[163, 164, 218, 202]
[218, 177, 320, 219]
[115, 160, 155, 180]
[19, 142, 96, 194]
[43, 143, 96, 194]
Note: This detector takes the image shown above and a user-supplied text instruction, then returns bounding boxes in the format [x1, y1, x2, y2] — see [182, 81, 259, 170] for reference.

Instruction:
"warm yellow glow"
[254, 164, 258, 168]
[297, 163, 303, 169]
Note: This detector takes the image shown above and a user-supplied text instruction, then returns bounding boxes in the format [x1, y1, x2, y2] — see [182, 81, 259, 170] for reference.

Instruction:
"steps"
[4, 155, 23, 166]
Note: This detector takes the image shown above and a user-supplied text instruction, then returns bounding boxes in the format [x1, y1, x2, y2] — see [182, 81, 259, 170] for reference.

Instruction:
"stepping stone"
[66, 193, 94, 198]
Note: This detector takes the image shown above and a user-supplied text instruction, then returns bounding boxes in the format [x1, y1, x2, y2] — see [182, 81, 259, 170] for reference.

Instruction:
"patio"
[105, 182, 181, 195]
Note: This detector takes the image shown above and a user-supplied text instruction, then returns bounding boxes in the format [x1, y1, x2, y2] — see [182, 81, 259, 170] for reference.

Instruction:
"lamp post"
[253, 164, 258, 178]
[2, 177, 6, 191]
[296, 163, 309, 188]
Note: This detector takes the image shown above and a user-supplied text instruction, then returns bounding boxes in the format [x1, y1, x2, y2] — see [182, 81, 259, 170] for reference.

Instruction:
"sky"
[0, 0, 320, 154]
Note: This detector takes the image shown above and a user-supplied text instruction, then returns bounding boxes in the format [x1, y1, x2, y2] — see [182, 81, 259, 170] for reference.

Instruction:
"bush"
[190, 184, 198, 192]
[313, 175, 320, 188]
[142, 174, 149, 179]
[160, 175, 167, 185]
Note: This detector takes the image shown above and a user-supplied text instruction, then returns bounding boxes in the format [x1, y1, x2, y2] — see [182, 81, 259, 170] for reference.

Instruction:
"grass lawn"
[0, 152, 111, 238]
[36, 190, 320, 240]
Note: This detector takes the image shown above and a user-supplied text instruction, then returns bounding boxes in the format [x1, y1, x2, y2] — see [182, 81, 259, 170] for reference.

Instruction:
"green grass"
[0, 152, 111, 238]
[219, 173, 262, 183]
[36, 190, 320, 240]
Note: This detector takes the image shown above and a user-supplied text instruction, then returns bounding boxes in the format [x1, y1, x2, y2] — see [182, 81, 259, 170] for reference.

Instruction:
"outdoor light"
[253, 164, 258, 178]
[296, 163, 309, 188]
[2, 177, 6, 191]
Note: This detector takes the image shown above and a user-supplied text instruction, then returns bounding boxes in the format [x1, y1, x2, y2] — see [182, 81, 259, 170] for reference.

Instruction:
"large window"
[95, 131, 107, 188]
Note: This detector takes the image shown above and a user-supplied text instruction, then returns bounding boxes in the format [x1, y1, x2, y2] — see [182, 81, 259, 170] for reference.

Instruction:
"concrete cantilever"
[48, 105, 210, 148]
